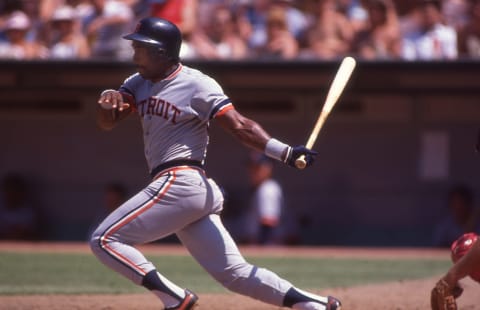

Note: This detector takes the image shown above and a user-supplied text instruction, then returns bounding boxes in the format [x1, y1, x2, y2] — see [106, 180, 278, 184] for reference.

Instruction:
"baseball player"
[90, 17, 341, 310]
[431, 233, 480, 309]
[246, 152, 284, 245]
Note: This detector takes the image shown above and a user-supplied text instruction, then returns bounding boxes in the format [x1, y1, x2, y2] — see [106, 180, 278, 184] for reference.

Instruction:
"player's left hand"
[98, 90, 130, 112]
[286, 145, 317, 169]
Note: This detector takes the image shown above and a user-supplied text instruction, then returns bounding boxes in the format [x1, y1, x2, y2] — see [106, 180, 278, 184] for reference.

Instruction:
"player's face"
[131, 41, 170, 82]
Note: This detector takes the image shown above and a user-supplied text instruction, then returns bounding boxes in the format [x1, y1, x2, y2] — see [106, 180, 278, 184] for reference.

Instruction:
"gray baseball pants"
[90, 167, 293, 306]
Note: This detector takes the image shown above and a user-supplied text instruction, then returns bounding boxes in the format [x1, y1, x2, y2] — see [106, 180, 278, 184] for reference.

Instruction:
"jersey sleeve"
[119, 73, 140, 111]
[191, 75, 234, 122]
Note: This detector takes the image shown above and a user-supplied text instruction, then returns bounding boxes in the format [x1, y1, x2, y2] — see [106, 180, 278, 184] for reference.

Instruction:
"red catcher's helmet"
[450, 232, 480, 282]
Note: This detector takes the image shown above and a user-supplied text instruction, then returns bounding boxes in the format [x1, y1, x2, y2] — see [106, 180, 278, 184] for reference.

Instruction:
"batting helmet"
[123, 17, 182, 61]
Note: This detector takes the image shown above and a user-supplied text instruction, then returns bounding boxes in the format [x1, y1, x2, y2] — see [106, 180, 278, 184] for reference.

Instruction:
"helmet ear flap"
[156, 47, 177, 62]
[157, 48, 166, 55]
[145, 46, 168, 60]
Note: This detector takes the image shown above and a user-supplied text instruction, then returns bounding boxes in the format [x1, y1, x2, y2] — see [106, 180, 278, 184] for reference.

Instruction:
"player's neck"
[164, 63, 179, 77]
[152, 63, 179, 83]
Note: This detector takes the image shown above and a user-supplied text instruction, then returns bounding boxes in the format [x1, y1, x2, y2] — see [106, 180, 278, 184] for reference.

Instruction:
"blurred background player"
[0, 173, 40, 240]
[87, 182, 128, 238]
[433, 184, 480, 247]
[245, 152, 284, 245]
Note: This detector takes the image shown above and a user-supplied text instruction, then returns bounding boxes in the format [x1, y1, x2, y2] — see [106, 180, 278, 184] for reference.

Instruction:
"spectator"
[148, 0, 199, 60]
[256, 5, 298, 59]
[191, 5, 248, 59]
[237, 0, 270, 50]
[352, 0, 401, 59]
[0, 10, 49, 59]
[401, 0, 458, 60]
[84, 0, 134, 59]
[245, 152, 285, 245]
[433, 184, 480, 247]
[0, 173, 40, 240]
[396, 0, 423, 38]
[47, 5, 90, 58]
[271, 0, 309, 41]
[238, 0, 307, 49]
[0, 1, 20, 41]
[457, 0, 480, 58]
[337, 0, 369, 32]
[149, 0, 197, 35]
[41, 0, 95, 23]
[443, 0, 469, 29]
[17, 0, 47, 43]
[301, 0, 354, 59]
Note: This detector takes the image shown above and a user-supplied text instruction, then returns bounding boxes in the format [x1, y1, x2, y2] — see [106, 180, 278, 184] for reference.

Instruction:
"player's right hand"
[98, 90, 130, 111]
[286, 145, 317, 169]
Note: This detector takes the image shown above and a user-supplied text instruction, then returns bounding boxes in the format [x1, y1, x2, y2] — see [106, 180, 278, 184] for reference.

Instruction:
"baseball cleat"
[164, 289, 198, 310]
[327, 296, 342, 310]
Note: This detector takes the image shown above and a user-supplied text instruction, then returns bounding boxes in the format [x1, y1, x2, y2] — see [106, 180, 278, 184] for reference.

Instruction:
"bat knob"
[295, 156, 307, 169]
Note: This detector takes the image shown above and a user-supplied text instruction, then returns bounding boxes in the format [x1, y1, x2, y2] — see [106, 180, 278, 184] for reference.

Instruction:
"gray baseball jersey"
[119, 64, 233, 173]
[90, 64, 299, 308]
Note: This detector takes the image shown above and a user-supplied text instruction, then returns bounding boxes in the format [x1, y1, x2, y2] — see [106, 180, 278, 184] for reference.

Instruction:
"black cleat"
[327, 296, 342, 310]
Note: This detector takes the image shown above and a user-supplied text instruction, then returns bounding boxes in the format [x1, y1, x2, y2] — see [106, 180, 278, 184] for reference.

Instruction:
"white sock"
[291, 288, 328, 310]
[151, 272, 185, 308]
[152, 290, 183, 308]
[293, 301, 327, 310]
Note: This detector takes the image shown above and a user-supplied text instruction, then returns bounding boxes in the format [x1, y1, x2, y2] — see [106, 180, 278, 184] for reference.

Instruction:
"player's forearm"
[230, 117, 271, 152]
[230, 119, 294, 163]
[217, 109, 316, 167]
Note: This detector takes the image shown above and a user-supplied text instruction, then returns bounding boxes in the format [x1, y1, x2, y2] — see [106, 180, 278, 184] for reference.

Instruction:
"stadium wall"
[0, 60, 479, 245]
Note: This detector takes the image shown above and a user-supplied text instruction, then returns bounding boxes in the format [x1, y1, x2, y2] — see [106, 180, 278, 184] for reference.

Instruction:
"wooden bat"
[295, 56, 356, 169]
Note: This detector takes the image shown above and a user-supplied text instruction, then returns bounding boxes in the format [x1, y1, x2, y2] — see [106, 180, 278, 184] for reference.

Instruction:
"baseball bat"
[295, 56, 356, 169]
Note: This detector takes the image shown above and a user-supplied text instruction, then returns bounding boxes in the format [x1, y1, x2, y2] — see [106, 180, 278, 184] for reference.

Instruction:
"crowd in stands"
[0, 0, 480, 61]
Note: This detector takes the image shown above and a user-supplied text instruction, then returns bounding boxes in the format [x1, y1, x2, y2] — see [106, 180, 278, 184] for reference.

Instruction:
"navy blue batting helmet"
[123, 17, 182, 61]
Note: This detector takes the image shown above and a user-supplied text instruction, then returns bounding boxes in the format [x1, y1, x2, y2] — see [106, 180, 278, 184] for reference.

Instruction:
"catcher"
[431, 232, 480, 310]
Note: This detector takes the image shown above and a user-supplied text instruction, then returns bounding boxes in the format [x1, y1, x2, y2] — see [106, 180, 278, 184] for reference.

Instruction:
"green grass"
[0, 252, 451, 295]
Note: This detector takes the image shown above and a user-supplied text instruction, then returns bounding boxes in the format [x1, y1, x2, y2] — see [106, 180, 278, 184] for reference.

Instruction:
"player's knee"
[89, 228, 103, 257]
[211, 262, 253, 292]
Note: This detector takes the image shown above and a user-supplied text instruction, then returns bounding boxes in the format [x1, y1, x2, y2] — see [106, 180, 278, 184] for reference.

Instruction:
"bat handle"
[295, 155, 307, 169]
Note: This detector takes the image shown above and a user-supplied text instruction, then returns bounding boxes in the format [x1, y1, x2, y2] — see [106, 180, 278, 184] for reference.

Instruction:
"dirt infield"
[2, 277, 479, 310]
[1, 242, 479, 310]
